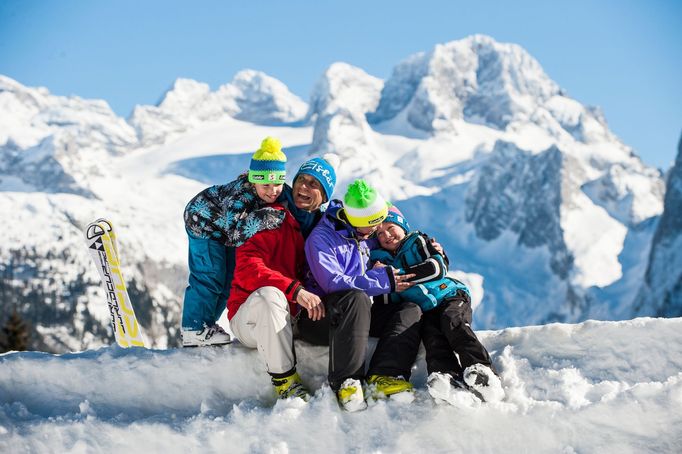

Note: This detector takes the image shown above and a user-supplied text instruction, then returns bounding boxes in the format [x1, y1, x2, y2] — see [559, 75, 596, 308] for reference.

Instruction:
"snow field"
[1, 317, 681, 453]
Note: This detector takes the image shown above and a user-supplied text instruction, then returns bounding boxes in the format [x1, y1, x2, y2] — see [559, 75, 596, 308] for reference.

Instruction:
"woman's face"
[292, 174, 325, 212]
[254, 183, 284, 204]
[376, 222, 406, 252]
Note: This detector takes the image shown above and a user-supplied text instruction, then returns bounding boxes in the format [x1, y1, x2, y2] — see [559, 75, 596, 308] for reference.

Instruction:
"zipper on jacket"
[355, 238, 366, 275]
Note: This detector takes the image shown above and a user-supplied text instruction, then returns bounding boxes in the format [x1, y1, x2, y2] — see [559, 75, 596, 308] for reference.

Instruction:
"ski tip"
[85, 219, 113, 239]
[85, 223, 105, 239]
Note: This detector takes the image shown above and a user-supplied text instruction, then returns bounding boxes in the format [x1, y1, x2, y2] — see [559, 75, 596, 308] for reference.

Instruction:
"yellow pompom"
[252, 136, 286, 162]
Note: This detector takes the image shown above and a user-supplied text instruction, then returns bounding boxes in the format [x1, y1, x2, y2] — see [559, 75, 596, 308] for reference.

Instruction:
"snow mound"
[1, 317, 680, 452]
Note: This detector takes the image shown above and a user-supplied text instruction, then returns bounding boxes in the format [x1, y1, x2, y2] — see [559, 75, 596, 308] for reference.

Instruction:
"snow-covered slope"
[1, 317, 681, 452]
[0, 35, 675, 352]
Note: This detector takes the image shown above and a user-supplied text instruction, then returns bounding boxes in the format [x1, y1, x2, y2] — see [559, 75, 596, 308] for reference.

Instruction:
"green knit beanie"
[343, 179, 388, 227]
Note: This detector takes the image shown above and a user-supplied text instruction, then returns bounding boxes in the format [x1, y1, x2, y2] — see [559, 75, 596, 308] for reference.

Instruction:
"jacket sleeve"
[305, 231, 394, 297]
[403, 254, 448, 283]
[235, 229, 302, 302]
[402, 233, 448, 284]
[425, 234, 450, 267]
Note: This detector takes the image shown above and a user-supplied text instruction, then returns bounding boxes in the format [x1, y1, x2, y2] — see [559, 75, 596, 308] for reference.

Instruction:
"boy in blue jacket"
[372, 205, 505, 404]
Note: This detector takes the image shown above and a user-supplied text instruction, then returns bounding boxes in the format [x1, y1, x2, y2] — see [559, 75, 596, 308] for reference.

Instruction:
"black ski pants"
[297, 289, 422, 391]
[421, 290, 495, 379]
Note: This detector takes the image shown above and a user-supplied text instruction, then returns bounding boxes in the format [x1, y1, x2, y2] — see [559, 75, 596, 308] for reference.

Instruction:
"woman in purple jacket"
[302, 179, 419, 412]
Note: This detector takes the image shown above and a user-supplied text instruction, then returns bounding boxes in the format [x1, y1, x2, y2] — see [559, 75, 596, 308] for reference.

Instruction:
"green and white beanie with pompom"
[343, 179, 388, 227]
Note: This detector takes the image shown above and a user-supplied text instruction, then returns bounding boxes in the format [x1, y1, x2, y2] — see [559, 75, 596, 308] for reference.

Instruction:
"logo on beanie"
[300, 162, 334, 187]
[296, 157, 338, 201]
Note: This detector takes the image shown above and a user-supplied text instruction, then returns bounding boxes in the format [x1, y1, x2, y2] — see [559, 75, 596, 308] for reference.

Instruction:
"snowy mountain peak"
[157, 78, 212, 111]
[0, 76, 138, 195]
[130, 71, 307, 146]
[226, 69, 308, 124]
[305, 63, 416, 199]
[308, 62, 384, 118]
[368, 35, 577, 135]
[0, 75, 134, 153]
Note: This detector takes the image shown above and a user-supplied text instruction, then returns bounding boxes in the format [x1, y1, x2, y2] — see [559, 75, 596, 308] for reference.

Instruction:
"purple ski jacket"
[304, 200, 395, 297]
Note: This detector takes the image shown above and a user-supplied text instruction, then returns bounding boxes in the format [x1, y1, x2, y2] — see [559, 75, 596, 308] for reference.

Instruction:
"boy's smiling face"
[376, 222, 406, 252]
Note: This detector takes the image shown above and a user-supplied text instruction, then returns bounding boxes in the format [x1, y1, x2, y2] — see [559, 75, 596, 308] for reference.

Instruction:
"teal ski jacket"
[370, 231, 470, 311]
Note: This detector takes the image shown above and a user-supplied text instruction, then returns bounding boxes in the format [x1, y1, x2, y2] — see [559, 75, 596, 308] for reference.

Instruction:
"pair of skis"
[84, 219, 147, 348]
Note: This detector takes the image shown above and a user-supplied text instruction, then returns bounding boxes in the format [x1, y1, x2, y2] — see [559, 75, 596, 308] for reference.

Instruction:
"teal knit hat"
[384, 204, 411, 233]
[248, 137, 287, 184]
[343, 179, 388, 227]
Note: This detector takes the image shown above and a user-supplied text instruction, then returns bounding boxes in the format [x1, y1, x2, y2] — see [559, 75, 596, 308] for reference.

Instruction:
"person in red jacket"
[227, 201, 323, 401]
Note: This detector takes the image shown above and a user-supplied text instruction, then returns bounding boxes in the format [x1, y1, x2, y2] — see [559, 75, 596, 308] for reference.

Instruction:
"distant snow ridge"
[366, 34, 619, 147]
[0, 75, 137, 194]
[0, 75, 138, 154]
[308, 62, 384, 119]
[230, 69, 308, 124]
[368, 35, 559, 132]
[582, 161, 665, 226]
[130, 70, 308, 146]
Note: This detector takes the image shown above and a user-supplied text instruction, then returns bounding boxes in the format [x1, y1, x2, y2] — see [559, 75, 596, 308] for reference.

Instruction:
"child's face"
[376, 222, 406, 252]
[254, 183, 283, 204]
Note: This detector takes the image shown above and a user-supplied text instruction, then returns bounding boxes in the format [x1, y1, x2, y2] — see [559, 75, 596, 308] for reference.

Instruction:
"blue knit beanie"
[385, 204, 411, 234]
[295, 153, 339, 201]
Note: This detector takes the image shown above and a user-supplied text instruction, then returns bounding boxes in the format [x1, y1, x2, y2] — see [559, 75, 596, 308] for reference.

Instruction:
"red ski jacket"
[227, 204, 305, 320]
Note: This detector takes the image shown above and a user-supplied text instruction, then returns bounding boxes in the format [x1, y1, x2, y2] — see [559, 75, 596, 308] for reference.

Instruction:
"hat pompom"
[253, 136, 286, 161]
[322, 153, 340, 172]
[345, 180, 373, 206]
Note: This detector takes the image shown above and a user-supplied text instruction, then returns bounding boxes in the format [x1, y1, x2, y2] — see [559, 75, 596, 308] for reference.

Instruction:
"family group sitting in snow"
[181, 136, 504, 411]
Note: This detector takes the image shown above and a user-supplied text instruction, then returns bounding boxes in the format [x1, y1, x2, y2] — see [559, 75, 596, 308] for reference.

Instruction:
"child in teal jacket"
[372, 205, 505, 404]
[370, 229, 469, 312]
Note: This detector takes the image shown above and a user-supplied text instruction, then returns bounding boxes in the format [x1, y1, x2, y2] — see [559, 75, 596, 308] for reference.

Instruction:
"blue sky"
[1, 0, 680, 169]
